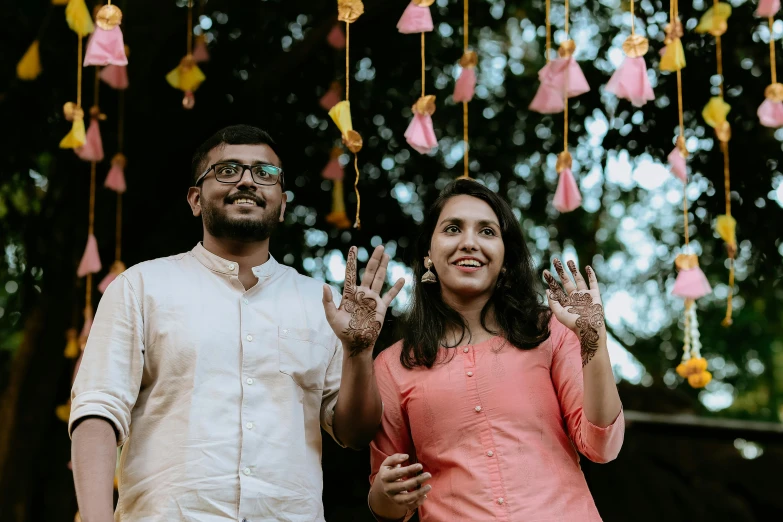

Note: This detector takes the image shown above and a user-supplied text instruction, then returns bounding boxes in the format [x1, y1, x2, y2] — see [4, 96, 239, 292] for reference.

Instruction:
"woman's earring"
[421, 257, 437, 283]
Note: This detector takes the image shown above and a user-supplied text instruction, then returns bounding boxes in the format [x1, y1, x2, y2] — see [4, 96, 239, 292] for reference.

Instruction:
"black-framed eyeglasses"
[195, 161, 284, 187]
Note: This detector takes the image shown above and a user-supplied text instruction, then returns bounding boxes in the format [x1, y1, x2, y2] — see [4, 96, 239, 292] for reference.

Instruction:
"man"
[70, 125, 403, 521]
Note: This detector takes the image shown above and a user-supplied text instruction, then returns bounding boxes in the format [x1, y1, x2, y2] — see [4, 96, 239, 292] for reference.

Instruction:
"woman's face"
[429, 195, 505, 301]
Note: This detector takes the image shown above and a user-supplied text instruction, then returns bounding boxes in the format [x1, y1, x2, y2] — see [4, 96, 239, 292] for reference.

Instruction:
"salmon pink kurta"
[370, 318, 624, 521]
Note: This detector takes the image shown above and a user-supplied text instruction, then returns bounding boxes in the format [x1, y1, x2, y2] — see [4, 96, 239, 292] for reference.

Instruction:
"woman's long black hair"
[399, 179, 551, 369]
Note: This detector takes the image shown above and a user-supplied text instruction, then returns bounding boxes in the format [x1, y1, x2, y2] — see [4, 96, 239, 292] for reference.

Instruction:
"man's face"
[188, 143, 287, 242]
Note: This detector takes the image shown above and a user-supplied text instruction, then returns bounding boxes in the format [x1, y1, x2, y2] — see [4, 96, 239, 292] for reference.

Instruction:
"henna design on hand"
[545, 271, 605, 367]
[341, 248, 382, 355]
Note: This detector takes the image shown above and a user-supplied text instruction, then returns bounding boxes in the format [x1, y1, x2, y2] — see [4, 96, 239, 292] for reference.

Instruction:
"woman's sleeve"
[368, 349, 416, 522]
[550, 319, 624, 463]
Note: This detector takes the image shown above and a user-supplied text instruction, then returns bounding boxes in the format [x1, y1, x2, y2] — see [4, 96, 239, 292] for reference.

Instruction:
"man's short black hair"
[191, 125, 284, 190]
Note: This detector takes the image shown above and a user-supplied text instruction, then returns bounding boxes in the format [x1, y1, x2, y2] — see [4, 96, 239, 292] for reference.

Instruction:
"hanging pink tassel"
[104, 153, 127, 193]
[454, 67, 476, 103]
[327, 24, 346, 49]
[75, 118, 104, 162]
[530, 57, 589, 114]
[541, 57, 590, 98]
[553, 168, 582, 213]
[193, 36, 209, 63]
[100, 64, 129, 89]
[606, 57, 655, 107]
[84, 26, 128, 67]
[756, 0, 780, 17]
[668, 147, 687, 182]
[98, 260, 126, 294]
[319, 83, 341, 111]
[529, 83, 565, 113]
[397, 2, 434, 34]
[98, 272, 117, 294]
[77, 234, 102, 277]
[758, 98, 783, 128]
[672, 267, 711, 300]
[321, 154, 344, 181]
[405, 113, 438, 154]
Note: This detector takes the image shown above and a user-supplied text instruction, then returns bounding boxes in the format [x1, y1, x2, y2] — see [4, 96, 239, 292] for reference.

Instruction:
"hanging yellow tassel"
[166, 56, 206, 92]
[715, 214, 736, 246]
[59, 115, 86, 149]
[65, 0, 95, 37]
[329, 101, 354, 135]
[55, 402, 71, 423]
[328, 101, 363, 153]
[695, 3, 731, 35]
[63, 328, 80, 358]
[17, 40, 42, 80]
[660, 39, 686, 72]
[326, 179, 352, 229]
[702, 97, 731, 128]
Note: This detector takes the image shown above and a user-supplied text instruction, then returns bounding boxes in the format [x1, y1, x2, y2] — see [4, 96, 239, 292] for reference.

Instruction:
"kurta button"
[246, 334, 253, 341]
[475, 406, 482, 412]
[463, 347, 469, 353]
[246, 378, 254, 385]
[467, 371, 473, 377]
[243, 467, 251, 476]
[243, 298, 249, 305]
[246, 422, 254, 430]
[487, 450, 494, 457]
[497, 497, 504, 505]
[228, 263, 236, 270]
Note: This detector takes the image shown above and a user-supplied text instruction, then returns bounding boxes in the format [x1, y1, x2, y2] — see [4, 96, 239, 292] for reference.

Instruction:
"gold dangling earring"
[421, 256, 437, 283]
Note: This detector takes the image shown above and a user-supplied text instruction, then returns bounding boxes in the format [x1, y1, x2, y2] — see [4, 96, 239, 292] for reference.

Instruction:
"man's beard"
[201, 198, 281, 242]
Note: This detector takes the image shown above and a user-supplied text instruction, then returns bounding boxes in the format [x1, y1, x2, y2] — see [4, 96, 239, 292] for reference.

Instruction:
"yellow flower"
[686, 357, 708, 374]
[702, 97, 731, 128]
[688, 371, 713, 389]
[715, 214, 737, 246]
[660, 38, 685, 72]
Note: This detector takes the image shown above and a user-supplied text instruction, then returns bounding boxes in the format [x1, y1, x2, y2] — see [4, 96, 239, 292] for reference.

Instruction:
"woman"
[368, 179, 623, 521]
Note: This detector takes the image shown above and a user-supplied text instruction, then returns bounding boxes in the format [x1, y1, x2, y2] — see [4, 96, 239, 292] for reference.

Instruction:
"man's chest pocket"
[278, 327, 331, 391]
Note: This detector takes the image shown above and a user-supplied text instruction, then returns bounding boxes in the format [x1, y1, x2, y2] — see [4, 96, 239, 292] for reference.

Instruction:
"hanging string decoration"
[399, 0, 438, 155]
[696, 1, 736, 326]
[551, 0, 587, 213]
[661, 0, 712, 388]
[59, 0, 94, 149]
[757, 1, 783, 127]
[322, 147, 352, 230]
[327, 22, 347, 50]
[166, 0, 205, 109]
[100, 81, 128, 293]
[453, 0, 475, 178]
[100, 45, 129, 89]
[84, 1, 127, 66]
[328, 0, 364, 229]
[529, 0, 589, 114]
[193, 1, 210, 62]
[17, 40, 42, 80]
[320, 81, 342, 111]
[606, 0, 654, 106]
